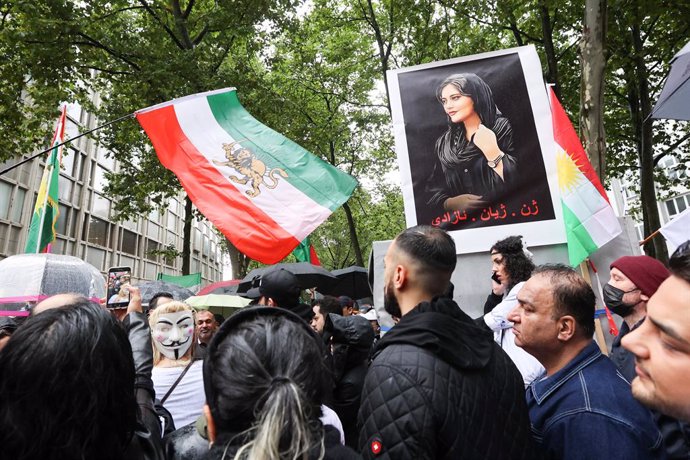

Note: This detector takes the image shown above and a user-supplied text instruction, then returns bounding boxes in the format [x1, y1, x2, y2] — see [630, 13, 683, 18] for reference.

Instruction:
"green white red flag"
[549, 87, 621, 266]
[25, 106, 66, 254]
[135, 88, 357, 264]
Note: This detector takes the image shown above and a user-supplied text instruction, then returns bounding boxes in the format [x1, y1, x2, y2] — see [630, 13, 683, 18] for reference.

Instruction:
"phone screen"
[107, 267, 132, 308]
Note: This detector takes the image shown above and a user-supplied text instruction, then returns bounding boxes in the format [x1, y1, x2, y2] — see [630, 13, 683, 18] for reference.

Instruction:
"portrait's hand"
[444, 194, 487, 212]
[472, 124, 500, 159]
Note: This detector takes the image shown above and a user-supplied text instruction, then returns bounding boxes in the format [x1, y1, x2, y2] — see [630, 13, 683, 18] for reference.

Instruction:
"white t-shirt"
[321, 404, 345, 445]
[152, 360, 205, 429]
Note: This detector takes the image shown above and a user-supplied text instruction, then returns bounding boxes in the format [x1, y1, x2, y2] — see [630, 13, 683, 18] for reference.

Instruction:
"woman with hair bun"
[202, 307, 359, 460]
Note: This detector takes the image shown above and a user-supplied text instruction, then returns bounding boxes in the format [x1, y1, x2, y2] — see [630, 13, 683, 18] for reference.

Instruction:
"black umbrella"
[651, 40, 690, 120]
[238, 262, 338, 293]
[138, 280, 195, 306]
[326, 266, 372, 299]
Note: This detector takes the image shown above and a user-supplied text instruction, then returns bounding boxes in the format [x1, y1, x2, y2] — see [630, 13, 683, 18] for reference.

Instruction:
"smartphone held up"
[107, 267, 131, 308]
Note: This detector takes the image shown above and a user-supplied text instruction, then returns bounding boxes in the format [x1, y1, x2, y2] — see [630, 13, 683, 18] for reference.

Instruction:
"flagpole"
[639, 229, 661, 246]
[0, 112, 134, 177]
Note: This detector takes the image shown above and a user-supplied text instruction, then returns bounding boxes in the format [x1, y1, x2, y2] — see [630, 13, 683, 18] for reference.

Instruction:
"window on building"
[92, 193, 110, 218]
[666, 195, 690, 219]
[11, 188, 26, 222]
[147, 222, 160, 240]
[149, 209, 160, 224]
[145, 262, 158, 280]
[120, 255, 135, 271]
[93, 165, 108, 192]
[0, 226, 7, 252]
[58, 176, 73, 202]
[167, 211, 176, 231]
[122, 218, 138, 231]
[0, 181, 12, 219]
[62, 150, 76, 177]
[52, 238, 65, 254]
[193, 228, 201, 253]
[56, 204, 70, 235]
[146, 239, 159, 261]
[84, 216, 108, 247]
[85, 247, 106, 271]
[8, 226, 22, 253]
[121, 229, 137, 255]
[203, 235, 210, 257]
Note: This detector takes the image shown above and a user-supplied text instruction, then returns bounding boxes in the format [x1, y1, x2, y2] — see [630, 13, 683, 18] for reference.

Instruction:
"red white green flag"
[549, 88, 621, 266]
[25, 106, 66, 254]
[135, 88, 357, 264]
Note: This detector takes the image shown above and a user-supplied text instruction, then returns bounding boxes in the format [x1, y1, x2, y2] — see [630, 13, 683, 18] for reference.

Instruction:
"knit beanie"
[610, 255, 670, 297]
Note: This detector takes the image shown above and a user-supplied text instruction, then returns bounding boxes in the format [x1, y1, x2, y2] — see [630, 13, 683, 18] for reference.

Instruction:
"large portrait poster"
[389, 46, 565, 253]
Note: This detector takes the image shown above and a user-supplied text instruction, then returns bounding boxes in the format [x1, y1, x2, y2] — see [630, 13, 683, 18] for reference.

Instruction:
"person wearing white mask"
[149, 301, 205, 429]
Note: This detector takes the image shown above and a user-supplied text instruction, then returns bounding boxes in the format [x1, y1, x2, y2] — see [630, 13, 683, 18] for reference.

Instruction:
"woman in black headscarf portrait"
[426, 73, 517, 213]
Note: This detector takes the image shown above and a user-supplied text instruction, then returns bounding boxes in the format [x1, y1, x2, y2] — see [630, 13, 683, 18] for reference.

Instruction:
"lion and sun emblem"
[212, 141, 288, 198]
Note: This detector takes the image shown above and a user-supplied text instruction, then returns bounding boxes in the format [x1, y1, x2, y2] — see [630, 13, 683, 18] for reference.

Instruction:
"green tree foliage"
[3, 0, 690, 270]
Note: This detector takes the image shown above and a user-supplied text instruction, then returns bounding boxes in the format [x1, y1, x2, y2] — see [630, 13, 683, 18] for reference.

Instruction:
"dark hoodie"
[326, 314, 375, 449]
[357, 297, 536, 460]
[373, 297, 493, 370]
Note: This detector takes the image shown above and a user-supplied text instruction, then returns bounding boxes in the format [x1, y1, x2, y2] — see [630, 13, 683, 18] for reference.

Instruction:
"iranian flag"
[549, 88, 621, 266]
[135, 88, 357, 264]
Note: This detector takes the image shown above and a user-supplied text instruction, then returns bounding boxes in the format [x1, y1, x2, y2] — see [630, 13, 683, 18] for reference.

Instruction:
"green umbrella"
[185, 294, 251, 309]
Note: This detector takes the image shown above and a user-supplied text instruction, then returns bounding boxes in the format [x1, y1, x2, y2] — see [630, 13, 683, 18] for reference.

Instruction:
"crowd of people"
[1, 225, 690, 460]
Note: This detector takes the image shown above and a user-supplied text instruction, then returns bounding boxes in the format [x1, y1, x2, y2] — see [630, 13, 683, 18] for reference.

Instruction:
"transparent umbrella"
[0, 253, 106, 316]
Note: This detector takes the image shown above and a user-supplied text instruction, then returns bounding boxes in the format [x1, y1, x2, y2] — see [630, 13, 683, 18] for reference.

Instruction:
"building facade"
[610, 154, 690, 252]
[0, 102, 223, 284]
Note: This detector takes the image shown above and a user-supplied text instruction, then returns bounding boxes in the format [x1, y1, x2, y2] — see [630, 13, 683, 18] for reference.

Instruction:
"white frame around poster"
[388, 45, 565, 254]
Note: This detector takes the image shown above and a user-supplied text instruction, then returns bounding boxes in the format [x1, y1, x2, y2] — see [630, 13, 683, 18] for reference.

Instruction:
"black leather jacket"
[122, 312, 165, 460]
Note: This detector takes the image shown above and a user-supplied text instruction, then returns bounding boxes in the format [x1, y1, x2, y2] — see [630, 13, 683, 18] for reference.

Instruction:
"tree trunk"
[364, 0, 392, 116]
[226, 238, 251, 279]
[631, 21, 668, 263]
[342, 202, 364, 267]
[539, 0, 560, 98]
[182, 196, 193, 274]
[580, 0, 608, 182]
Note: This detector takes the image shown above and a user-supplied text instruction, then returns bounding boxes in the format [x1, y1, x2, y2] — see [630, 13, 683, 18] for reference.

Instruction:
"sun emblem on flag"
[212, 141, 288, 198]
[556, 148, 582, 193]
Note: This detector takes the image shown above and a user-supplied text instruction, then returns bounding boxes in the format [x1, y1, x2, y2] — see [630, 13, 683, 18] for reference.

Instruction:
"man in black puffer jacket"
[358, 225, 537, 460]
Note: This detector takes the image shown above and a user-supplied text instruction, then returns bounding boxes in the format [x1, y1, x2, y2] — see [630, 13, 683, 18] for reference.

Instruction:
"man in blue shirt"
[508, 264, 665, 460]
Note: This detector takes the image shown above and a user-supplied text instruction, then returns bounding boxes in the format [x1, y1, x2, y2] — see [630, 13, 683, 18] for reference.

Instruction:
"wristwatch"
[487, 152, 505, 168]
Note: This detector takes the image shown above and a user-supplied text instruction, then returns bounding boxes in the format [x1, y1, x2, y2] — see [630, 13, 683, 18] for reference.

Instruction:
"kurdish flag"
[549, 88, 621, 266]
[25, 106, 66, 254]
[136, 88, 357, 264]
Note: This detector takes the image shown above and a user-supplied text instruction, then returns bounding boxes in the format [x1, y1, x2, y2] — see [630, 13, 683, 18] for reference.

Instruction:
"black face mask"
[602, 283, 639, 317]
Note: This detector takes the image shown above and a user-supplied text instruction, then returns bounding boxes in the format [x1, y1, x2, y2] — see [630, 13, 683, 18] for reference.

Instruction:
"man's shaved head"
[391, 225, 457, 297]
